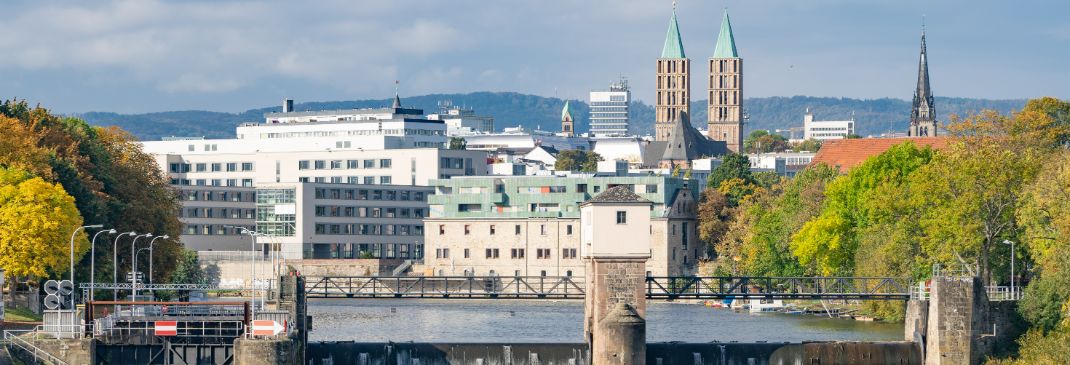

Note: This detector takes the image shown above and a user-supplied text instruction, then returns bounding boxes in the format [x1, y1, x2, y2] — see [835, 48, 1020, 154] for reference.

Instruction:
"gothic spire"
[561, 100, 573, 121]
[911, 27, 934, 123]
[660, 5, 686, 59]
[712, 9, 739, 58]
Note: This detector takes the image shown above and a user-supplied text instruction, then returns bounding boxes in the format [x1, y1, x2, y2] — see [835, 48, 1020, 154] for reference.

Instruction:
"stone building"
[561, 100, 575, 137]
[422, 174, 700, 277]
[908, 29, 939, 137]
[655, 6, 690, 142]
[707, 10, 745, 153]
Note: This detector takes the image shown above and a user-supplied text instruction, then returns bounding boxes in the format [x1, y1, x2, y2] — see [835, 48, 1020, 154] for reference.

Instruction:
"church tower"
[908, 28, 938, 137]
[655, 4, 690, 142]
[707, 10, 743, 153]
[561, 100, 575, 137]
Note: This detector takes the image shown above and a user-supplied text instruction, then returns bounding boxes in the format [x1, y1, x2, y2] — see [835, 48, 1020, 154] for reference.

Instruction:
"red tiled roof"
[810, 137, 950, 172]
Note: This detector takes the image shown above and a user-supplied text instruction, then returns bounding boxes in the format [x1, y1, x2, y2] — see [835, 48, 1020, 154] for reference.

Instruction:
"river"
[307, 299, 903, 343]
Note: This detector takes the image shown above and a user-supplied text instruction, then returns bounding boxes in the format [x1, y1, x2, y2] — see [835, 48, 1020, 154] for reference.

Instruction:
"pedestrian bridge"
[303, 276, 916, 300]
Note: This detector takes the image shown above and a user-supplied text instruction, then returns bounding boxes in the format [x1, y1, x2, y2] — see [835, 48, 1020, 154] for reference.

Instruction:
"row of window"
[443, 224, 575, 236]
[314, 206, 425, 219]
[298, 159, 392, 170]
[169, 162, 253, 173]
[181, 190, 255, 202]
[180, 207, 256, 219]
[260, 128, 443, 139]
[308, 243, 423, 260]
[184, 224, 252, 236]
[314, 188, 425, 201]
[313, 223, 424, 236]
[299, 176, 393, 184]
[172, 178, 254, 187]
[433, 247, 578, 260]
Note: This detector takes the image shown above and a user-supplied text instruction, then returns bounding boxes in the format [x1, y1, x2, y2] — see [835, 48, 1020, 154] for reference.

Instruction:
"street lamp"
[69, 225, 104, 287]
[226, 225, 259, 315]
[131, 233, 153, 299]
[89, 228, 117, 301]
[113, 231, 137, 300]
[146, 235, 169, 285]
[1003, 239, 1016, 299]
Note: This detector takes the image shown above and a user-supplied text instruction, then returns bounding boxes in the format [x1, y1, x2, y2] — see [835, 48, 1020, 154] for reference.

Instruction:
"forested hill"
[77, 92, 1026, 141]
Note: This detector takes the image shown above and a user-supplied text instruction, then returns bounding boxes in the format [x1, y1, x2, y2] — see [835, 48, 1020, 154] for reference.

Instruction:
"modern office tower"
[655, 5, 690, 141]
[708, 10, 744, 153]
[588, 78, 631, 137]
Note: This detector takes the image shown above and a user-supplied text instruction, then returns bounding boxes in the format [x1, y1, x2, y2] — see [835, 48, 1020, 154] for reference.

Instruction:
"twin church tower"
[655, 5, 744, 153]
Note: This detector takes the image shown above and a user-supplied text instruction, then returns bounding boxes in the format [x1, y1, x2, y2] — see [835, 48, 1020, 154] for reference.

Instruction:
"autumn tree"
[0, 167, 87, 278]
[707, 153, 753, 189]
[554, 150, 602, 172]
[791, 139, 822, 152]
[743, 130, 790, 153]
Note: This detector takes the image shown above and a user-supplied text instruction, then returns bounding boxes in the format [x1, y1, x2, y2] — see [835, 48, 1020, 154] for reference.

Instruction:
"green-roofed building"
[561, 100, 574, 137]
[655, 7, 691, 143]
[707, 9, 744, 153]
[423, 174, 701, 277]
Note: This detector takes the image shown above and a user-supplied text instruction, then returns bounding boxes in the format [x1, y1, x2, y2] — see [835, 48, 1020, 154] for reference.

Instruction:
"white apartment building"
[803, 110, 855, 141]
[588, 78, 631, 137]
[427, 103, 494, 136]
[142, 99, 489, 254]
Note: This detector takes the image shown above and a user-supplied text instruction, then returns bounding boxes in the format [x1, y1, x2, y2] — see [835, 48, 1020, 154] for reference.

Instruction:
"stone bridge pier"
[904, 276, 1024, 365]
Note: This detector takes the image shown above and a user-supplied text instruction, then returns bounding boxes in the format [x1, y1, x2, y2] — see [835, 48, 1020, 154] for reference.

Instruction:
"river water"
[307, 299, 903, 343]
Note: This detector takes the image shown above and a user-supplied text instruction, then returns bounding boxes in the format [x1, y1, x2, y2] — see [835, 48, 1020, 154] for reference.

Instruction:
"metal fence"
[645, 276, 913, 300]
[305, 276, 586, 299]
[3, 328, 71, 365]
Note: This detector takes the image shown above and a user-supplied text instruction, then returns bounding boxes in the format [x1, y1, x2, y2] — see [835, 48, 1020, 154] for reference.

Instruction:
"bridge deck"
[303, 276, 914, 300]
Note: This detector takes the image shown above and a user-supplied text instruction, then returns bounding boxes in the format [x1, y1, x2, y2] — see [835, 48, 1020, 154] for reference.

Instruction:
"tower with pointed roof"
[561, 100, 575, 137]
[655, 3, 690, 142]
[908, 28, 938, 137]
[708, 10, 744, 153]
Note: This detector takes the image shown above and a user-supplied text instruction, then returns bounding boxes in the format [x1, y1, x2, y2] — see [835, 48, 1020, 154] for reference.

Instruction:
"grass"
[4, 307, 43, 322]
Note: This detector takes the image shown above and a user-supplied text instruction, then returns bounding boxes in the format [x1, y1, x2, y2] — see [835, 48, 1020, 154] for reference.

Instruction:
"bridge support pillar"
[579, 186, 653, 365]
[918, 276, 993, 365]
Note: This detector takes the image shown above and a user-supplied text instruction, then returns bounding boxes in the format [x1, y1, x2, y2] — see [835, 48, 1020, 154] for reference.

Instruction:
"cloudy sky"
[4, 0, 1068, 114]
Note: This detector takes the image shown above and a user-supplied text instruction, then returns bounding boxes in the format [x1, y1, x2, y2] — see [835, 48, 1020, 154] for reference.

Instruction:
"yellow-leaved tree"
[0, 167, 87, 278]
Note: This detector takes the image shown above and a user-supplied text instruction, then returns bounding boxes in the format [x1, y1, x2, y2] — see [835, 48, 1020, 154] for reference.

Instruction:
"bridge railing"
[305, 276, 586, 299]
[645, 276, 913, 300]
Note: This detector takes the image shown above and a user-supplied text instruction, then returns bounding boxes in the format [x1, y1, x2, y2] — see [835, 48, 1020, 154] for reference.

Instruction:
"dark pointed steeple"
[392, 92, 402, 109]
[909, 25, 938, 137]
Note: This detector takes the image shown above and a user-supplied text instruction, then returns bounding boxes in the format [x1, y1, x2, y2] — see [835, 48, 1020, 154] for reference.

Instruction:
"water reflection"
[308, 299, 902, 343]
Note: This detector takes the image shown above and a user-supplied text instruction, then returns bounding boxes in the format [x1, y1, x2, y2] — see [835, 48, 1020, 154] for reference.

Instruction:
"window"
[347, 160, 359, 169]
[566, 225, 573, 235]
[489, 225, 496, 235]
[363, 160, 375, 168]
[298, 161, 310, 170]
[439, 225, 445, 235]
[380, 176, 392, 184]
[242, 179, 253, 187]
[195, 163, 207, 172]
[464, 248, 470, 258]
[562, 248, 577, 259]
[646, 184, 658, 193]
[211, 163, 222, 172]
[577, 184, 587, 193]
[330, 160, 342, 169]
[485, 248, 500, 259]
[379, 159, 392, 168]
[314, 160, 326, 170]
[539, 225, 547, 235]
[566, 270, 573, 277]
[226, 163, 237, 172]
[537, 248, 551, 259]
[363, 176, 375, 184]
[464, 225, 470, 235]
[616, 211, 627, 224]
[515, 225, 521, 235]
[241, 162, 254, 171]
[511, 248, 525, 259]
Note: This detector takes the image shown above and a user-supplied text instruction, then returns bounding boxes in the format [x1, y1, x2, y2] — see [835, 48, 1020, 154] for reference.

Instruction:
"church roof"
[712, 10, 739, 58]
[810, 137, 949, 173]
[392, 93, 402, 109]
[661, 10, 686, 59]
[661, 110, 725, 162]
[585, 185, 651, 204]
[561, 100, 573, 121]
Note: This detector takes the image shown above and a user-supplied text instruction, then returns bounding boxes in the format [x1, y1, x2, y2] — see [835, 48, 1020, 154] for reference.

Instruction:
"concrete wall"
[200, 257, 401, 288]
[307, 342, 921, 365]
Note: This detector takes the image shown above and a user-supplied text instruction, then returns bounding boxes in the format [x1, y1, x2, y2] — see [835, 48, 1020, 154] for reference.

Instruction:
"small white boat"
[748, 298, 785, 313]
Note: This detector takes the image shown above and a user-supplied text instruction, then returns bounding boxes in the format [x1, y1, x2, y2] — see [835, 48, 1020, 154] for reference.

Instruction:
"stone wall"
[199, 257, 400, 288]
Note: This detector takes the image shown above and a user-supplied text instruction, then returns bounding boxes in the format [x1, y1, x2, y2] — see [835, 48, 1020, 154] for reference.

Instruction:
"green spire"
[712, 10, 739, 58]
[561, 100, 573, 121]
[660, 9, 686, 59]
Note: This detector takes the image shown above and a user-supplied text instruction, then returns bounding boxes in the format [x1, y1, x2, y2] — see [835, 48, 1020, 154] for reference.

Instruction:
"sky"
[3, 0, 1069, 114]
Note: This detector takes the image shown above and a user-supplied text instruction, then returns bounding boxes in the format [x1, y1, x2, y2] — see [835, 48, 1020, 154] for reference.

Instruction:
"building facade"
[427, 104, 495, 136]
[803, 110, 855, 140]
[588, 78, 631, 137]
[254, 182, 432, 260]
[423, 175, 700, 277]
[655, 7, 690, 142]
[707, 10, 744, 153]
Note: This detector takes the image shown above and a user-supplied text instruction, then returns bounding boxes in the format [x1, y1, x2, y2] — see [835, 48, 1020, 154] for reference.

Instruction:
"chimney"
[283, 99, 294, 113]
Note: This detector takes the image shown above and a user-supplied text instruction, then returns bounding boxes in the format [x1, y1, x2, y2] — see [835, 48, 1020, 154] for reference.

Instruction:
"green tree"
[554, 150, 602, 172]
[697, 189, 731, 259]
[1017, 151, 1070, 331]
[743, 130, 790, 153]
[707, 153, 753, 189]
[447, 137, 467, 150]
[792, 139, 822, 152]
[0, 167, 86, 278]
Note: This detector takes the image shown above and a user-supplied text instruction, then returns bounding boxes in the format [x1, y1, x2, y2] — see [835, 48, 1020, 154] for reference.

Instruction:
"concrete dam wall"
[307, 341, 921, 365]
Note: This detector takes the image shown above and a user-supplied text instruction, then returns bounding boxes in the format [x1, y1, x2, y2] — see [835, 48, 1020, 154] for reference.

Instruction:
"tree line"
[697, 97, 1070, 362]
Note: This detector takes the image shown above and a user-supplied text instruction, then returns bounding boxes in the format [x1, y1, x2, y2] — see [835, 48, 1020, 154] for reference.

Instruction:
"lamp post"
[70, 225, 104, 287]
[1003, 239, 1016, 299]
[89, 228, 117, 301]
[130, 233, 153, 299]
[113, 231, 137, 300]
[227, 226, 258, 316]
[146, 235, 169, 285]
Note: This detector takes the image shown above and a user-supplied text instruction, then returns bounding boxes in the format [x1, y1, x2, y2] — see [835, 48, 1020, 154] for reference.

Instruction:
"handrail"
[3, 330, 72, 365]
